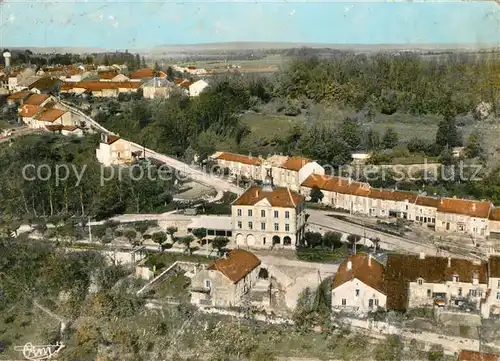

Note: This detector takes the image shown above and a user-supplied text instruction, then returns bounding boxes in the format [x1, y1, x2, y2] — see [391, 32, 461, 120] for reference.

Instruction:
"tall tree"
[435, 117, 462, 148]
[382, 127, 399, 149]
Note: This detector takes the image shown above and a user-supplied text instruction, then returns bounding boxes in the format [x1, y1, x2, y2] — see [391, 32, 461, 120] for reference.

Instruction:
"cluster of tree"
[95, 75, 271, 161]
[277, 53, 500, 117]
[0, 134, 175, 222]
[3, 48, 144, 69]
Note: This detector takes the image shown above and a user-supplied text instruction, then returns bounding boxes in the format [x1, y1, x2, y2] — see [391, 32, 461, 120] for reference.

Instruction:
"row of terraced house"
[210, 151, 500, 239]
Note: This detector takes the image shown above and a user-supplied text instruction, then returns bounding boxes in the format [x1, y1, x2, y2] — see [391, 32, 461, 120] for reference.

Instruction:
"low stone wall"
[197, 306, 294, 325]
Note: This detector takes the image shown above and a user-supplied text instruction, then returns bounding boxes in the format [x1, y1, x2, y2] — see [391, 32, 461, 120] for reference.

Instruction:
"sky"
[1, 0, 500, 49]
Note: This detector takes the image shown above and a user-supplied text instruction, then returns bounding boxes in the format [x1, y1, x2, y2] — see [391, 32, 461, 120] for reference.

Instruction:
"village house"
[45, 124, 84, 137]
[129, 68, 166, 82]
[211, 152, 263, 180]
[271, 156, 325, 191]
[7, 91, 32, 105]
[28, 77, 60, 94]
[300, 173, 494, 238]
[435, 198, 491, 237]
[489, 208, 500, 236]
[32, 106, 72, 129]
[331, 253, 387, 313]
[95, 133, 134, 166]
[231, 174, 306, 249]
[385, 253, 488, 312]
[142, 78, 172, 99]
[190, 249, 261, 308]
[61, 81, 142, 97]
[22, 93, 52, 108]
[458, 350, 499, 361]
[98, 70, 120, 82]
[19, 104, 41, 125]
[333, 252, 496, 317]
[188, 79, 209, 97]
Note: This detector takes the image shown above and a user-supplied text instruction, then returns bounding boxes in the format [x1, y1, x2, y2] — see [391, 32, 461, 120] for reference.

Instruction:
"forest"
[0, 134, 176, 223]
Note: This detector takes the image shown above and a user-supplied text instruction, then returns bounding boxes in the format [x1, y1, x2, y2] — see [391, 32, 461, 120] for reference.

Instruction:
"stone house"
[32, 107, 72, 129]
[188, 80, 209, 97]
[211, 152, 263, 180]
[331, 253, 387, 313]
[271, 156, 325, 191]
[95, 133, 133, 166]
[385, 253, 488, 312]
[231, 177, 306, 249]
[190, 249, 261, 308]
[435, 198, 491, 237]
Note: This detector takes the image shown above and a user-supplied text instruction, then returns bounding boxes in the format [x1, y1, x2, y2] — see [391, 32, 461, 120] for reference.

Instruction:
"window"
[458, 287, 462, 296]
[427, 289, 432, 298]
[237, 221, 242, 229]
[237, 209, 242, 216]
[261, 222, 266, 231]
[261, 210, 265, 217]
[374, 299, 379, 306]
[432, 218, 435, 224]
[478, 290, 483, 297]
[470, 289, 477, 297]
[355, 289, 360, 297]
[248, 209, 253, 217]
[117, 151, 121, 159]
[497, 280, 500, 288]
[285, 224, 290, 232]
[497, 292, 500, 300]
[458, 223, 465, 232]
[274, 223, 279, 231]
[406, 205, 409, 210]
[274, 210, 279, 218]
[248, 222, 253, 230]
[204, 280, 211, 289]
[342, 299, 346, 306]
[285, 211, 290, 219]
[417, 278, 423, 286]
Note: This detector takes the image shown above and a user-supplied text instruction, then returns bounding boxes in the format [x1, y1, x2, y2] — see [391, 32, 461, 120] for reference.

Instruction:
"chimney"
[347, 260, 352, 271]
[472, 203, 477, 212]
[419, 252, 425, 260]
[368, 254, 372, 267]
[447, 256, 451, 268]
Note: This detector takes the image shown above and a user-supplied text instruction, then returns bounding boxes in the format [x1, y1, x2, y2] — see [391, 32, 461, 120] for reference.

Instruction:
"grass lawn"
[239, 112, 303, 155]
[153, 274, 191, 302]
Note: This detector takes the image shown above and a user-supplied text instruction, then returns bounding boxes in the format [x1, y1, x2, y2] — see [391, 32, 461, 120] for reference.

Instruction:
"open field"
[239, 112, 304, 155]
[188, 54, 289, 73]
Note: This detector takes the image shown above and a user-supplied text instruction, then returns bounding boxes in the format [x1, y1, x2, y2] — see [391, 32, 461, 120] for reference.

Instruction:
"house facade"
[271, 156, 325, 191]
[301, 173, 494, 238]
[190, 249, 261, 308]
[188, 80, 209, 97]
[333, 252, 500, 318]
[211, 152, 263, 180]
[231, 179, 306, 249]
[331, 253, 387, 313]
[95, 134, 133, 166]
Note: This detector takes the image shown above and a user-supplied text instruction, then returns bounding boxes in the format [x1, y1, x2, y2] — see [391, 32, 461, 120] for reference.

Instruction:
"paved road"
[307, 209, 443, 256]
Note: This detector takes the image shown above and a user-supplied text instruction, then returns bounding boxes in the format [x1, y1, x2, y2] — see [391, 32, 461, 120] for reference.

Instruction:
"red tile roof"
[233, 185, 305, 208]
[458, 350, 499, 361]
[34, 108, 67, 123]
[105, 135, 120, 145]
[98, 70, 119, 80]
[437, 198, 491, 219]
[19, 104, 41, 118]
[23, 94, 50, 106]
[215, 152, 262, 166]
[280, 156, 312, 171]
[333, 253, 385, 294]
[385, 254, 487, 310]
[45, 124, 63, 132]
[7, 91, 32, 101]
[129, 68, 166, 79]
[207, 249, 261, 283]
